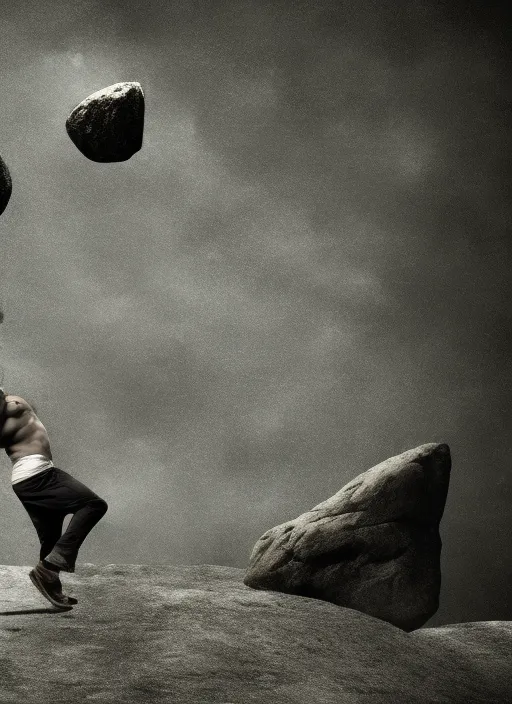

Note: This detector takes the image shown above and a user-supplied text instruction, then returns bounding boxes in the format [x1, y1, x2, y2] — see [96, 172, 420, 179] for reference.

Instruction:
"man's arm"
[0, 394, 33, 450]
[0, 394, 31, 422]
[5, 396, 30, 417]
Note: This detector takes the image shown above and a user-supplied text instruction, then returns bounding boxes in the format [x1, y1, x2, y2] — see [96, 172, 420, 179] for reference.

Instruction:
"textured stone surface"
[0, 563, 509, 703]
[244, 443, 451, 631]
[65, 82, 144, 162]
[0, 154, 12, 216]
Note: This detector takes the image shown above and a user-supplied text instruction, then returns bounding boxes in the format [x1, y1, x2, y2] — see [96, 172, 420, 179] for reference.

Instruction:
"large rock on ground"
[66, 82, 144, 162]
[0, 564, 509, 703]
[0, 154, 12, 216]
[244, 443, 451, 631]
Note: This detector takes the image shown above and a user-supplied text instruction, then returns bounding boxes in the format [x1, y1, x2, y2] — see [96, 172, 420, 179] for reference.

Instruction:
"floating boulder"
[66, 82, 144, 162]
[244, 443, 451, 631]
[0, 155, 12, 216]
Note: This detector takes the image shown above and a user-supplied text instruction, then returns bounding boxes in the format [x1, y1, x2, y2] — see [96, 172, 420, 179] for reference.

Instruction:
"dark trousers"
[12, 466, 108, 572]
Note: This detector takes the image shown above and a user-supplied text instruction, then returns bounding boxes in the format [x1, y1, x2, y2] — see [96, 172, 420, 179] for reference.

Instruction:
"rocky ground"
[0, 563, 510, 704]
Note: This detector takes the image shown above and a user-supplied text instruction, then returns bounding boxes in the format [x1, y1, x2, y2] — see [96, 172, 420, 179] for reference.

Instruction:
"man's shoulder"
[5, 395, 31, 414]
[5, 395, 28, 404]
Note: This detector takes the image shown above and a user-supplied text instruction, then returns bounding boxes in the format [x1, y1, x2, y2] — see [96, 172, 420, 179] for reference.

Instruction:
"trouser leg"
[24, 508, 67, 564]
[45, 498, 108, 572]
[13, 466, 108, 573]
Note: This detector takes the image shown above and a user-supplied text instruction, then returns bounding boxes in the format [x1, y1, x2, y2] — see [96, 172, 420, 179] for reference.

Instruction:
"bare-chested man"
[0, 387, 108, 609]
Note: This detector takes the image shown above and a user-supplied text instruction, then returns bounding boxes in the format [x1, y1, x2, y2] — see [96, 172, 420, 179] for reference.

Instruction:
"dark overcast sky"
[0, 1, 510, 626]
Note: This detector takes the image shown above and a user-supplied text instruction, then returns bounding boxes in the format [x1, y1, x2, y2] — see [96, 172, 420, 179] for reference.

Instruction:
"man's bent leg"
[16, 503, 77, 605]
[13, 466, 109, 573]
[23, 507, 67, 565]
[44, 498, 108, 572]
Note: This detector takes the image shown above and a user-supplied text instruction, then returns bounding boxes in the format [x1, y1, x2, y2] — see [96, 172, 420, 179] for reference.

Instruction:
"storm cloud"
[0, 1, 510, 625]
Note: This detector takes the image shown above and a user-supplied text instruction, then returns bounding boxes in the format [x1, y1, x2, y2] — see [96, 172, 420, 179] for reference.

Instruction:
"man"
[0, 387, 108, 609]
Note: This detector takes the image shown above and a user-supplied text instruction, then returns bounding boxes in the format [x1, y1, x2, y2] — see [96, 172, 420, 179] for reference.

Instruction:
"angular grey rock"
[0, 154, 12, 216]
[244, 443, 451, 631]
[65, 82, 144, 162]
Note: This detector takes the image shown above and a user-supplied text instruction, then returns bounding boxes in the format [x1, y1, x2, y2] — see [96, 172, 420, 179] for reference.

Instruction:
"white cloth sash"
[11, 454, 54, 485]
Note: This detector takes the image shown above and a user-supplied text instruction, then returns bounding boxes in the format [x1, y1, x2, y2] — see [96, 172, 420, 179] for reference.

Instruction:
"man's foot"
[29, 563, 75, 609]
[43, 553, 75, 573]
[39, 561, 78, 604]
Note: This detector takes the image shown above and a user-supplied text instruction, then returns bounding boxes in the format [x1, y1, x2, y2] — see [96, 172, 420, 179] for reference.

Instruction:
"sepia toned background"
[0, 1, 510, 626]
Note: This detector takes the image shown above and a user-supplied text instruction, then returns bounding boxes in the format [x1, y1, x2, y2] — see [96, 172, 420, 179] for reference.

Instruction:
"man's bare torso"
[0, 392, 52, 463]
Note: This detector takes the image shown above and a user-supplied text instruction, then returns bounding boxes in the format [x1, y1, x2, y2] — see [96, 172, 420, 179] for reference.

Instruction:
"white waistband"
[11, 454, 54, 485]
